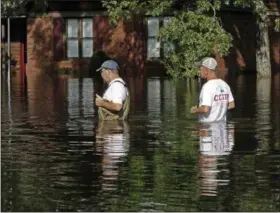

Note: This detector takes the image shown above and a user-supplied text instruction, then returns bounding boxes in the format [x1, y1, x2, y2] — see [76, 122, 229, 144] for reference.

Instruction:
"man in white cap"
[95, 60, 130, 120]
[190, 57, 235, 122]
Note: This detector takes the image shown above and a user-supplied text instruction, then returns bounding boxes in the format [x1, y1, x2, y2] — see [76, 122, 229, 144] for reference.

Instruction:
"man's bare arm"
[190, 105, 210, 114]
[95, 96, 122, 111]
[99, 100, 122, 111]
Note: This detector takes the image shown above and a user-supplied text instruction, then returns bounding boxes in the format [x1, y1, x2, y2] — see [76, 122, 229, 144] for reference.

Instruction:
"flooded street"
[1, 72, 280, 211]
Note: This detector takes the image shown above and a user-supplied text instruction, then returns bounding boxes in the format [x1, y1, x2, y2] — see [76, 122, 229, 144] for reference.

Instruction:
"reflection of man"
[95, 120, 130, 191]
[95, 60, 130, 120]
[199, 121, 235, 197]
[191, 57, 235, 122]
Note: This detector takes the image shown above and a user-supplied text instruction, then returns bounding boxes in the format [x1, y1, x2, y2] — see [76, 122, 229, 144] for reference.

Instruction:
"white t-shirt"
[103, 78, 128, 106]
[198, 79, 234, 123]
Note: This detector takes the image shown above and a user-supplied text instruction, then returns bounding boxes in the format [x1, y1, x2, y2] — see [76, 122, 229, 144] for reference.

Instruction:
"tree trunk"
[256, 18, 271, 78]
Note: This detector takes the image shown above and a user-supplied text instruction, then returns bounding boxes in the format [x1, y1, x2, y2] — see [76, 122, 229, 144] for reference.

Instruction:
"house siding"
[5, 4, 279, 78]
[26, 13, 147, 76]
[93, 15, 147, 75]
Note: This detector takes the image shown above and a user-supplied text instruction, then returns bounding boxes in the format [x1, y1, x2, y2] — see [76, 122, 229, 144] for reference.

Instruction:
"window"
[147, 17, 173, 59]
[66, 18, 93, 58]
[147, 18, 160, 58]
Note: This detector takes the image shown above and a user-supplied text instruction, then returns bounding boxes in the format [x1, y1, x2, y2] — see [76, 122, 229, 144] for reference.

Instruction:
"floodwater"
[1, 72, 280, 212]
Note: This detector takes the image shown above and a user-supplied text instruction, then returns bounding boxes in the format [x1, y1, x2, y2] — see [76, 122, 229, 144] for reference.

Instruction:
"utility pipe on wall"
[7, 17, 11, 85]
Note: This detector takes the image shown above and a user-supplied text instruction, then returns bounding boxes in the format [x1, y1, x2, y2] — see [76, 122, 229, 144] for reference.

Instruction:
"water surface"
[1, 73, 280, 211]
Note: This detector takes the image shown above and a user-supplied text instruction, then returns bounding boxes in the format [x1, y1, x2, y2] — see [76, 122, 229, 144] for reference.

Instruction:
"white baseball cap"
[199, 57, 217, 70]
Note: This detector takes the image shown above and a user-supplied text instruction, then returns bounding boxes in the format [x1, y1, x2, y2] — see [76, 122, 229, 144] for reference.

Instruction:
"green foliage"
[157, 12, 232, 78]
[234, 0, 268, 21]
[1, 0, 48, 16]
[102, 0, 173, 25]
[102, 0, 233, 78]
[196, 0, 222, 14]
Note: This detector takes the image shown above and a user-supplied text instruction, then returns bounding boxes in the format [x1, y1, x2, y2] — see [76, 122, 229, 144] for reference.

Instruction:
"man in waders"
[95, 60, 130, 120]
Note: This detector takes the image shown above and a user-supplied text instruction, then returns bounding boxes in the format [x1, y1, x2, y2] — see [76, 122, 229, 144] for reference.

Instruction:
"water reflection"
[255, 78, 272, 147]
[147, 78, 162, 134]
[96, 120, 129, 191]
[199, 121, 235, 197]
[1, 73, 280, 212]
[67, 78, 95, 136]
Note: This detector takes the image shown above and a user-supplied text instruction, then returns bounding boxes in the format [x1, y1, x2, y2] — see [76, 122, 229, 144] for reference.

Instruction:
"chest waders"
[98, 81, 130, 120]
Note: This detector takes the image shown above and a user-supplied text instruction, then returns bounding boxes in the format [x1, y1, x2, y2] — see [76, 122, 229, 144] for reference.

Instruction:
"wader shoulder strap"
[102, 80, 127, 96]
[109, 80, 127, 87]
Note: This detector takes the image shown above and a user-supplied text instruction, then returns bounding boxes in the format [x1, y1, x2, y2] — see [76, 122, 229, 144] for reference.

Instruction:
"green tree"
[102, 0, 232, 78]
[1, 0, 47, 16]
[102, 0, 279, 79]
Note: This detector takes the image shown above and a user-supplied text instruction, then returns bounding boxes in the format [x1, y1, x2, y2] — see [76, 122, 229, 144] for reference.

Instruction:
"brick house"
[1, 0, 280, 79]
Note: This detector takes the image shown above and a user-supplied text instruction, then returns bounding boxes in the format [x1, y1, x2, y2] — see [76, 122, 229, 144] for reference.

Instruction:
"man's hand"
[95, 94, 104, 107]
[190, 105, 197, 114]
[190, 105, 209, 114]
[95, 95, 122, 111]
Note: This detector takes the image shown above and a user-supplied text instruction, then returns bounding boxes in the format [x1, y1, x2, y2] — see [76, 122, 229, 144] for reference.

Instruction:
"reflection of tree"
[229, 74, 279, 213]
[230, 153, 280, 211]
[255, 78, 272, 149]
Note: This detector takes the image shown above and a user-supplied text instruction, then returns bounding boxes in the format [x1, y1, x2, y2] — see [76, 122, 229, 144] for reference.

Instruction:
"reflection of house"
[1, 0, 280, 78]
[67, 78, 95, 130]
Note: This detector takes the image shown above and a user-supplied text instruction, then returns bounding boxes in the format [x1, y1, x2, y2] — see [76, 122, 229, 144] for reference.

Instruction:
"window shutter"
[53, 17, 65, 61]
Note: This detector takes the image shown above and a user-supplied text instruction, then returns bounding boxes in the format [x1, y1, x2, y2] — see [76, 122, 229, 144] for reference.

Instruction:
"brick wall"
[93, 15, 146, 76]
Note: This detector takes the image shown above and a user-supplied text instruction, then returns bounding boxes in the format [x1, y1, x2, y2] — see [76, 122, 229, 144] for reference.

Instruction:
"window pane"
[148, 38, 160, 58]
[82, 39, 93, 57]
[67, 39, 79, 58]
[82, 18, 93, 38]
[147, 17, 159, 37]
[67, 19, 78, 38]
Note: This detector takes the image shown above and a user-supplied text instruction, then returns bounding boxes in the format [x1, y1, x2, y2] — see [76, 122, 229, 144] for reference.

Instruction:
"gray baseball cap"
[96, 60, 119, 72]
[196, 57, 217, 70]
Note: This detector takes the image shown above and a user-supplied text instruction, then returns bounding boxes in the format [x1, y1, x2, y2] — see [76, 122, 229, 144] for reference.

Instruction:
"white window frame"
[66, 18, 93, 59]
